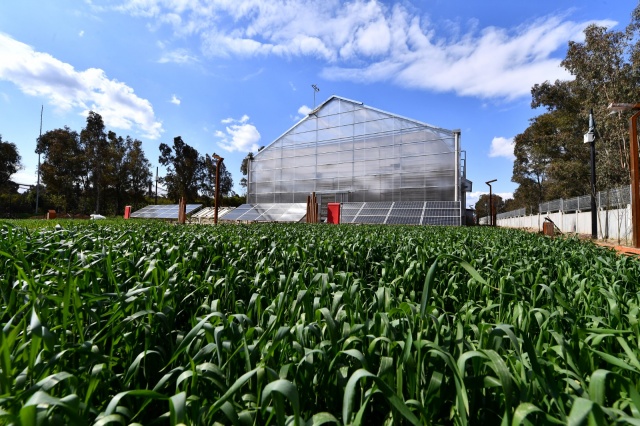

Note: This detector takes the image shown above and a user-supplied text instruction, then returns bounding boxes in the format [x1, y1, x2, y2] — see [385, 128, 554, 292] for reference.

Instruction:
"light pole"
[212, 154, 224, 225]
[608, 103, 640, 247]
[584, 109, 597, 239]
[486, 179, 497, 226]
[35, 105, 43, 216]
[312, 84, 320, 108]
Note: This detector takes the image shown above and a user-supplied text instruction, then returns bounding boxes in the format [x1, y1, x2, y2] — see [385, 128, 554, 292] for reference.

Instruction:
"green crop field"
[1, 221, 640, 425]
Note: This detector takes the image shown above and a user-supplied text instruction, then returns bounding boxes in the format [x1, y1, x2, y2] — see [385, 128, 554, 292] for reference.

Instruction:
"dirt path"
[593, 240, 640, 256]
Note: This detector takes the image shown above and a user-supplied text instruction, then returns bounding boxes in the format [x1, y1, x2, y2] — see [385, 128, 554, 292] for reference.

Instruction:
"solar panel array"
[340, 201, 460, 226]
[129, 204, 203, 219]
[191, 207, 235, 222]
[222, 203, 307, 222]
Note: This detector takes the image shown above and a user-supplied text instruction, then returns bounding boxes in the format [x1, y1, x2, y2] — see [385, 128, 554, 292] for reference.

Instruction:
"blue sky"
[0, 0, 631, 208]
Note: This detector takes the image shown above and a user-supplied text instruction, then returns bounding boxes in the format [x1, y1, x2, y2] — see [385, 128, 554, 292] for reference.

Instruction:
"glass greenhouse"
[247, 96, 471, 225]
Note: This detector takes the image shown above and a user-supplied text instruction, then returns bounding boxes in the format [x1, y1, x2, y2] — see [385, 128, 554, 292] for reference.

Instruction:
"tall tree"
[105, 131, 128, 215]
[512, 5, 640, 208]
[36, 127, 84, 212]
[474, 193, 505, 221]
[0, 135, 22, 192]
[125, 138, 152, 209]
[158, 136, 204, 202]
[239, 152, 254, 191]
[80, 111, 108, 213]
[203, 153, 234, 203]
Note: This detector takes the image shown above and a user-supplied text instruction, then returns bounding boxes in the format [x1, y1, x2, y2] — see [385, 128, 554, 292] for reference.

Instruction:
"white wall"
[494, 206, 632, 243]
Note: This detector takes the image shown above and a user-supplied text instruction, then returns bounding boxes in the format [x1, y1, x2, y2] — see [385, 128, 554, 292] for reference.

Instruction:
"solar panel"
[340, 215, 356, 223]
[130, 204, 202, 219]
[220, 203, 307, 222]
[357, 208, 391, 216]
[390, 208, 422, 217]
[394, 202, 424, 209]
[257, 212, 283, 221]
[220, 204, 253, 220]
[353, 215, 386, 224]
[237, 211, 263, 221]
[423, 216, 459, 226]
[387, 216, 421, 225]
[191, 207, 236, 222]
[341, 202, 364, 210]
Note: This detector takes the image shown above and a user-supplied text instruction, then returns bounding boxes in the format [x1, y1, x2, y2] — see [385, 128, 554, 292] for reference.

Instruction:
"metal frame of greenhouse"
[246, 96, 472, 225]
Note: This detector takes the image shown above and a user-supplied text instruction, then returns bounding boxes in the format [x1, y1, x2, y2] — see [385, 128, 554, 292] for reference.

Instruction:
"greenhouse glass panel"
[340, 150, 354, 163]
[340, 112, 355, 125]
[247, 96, 464, 224]
[318, 100, 340, 116]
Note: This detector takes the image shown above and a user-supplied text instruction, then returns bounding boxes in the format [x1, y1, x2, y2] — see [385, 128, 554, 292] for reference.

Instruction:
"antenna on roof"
[312, 84, 320, 108]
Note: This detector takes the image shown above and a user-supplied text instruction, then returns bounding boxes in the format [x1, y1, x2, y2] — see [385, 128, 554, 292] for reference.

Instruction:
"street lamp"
[212, 154, 224, 225]
[608, 103, 640, 247]
[584, 109, 597, 239]
[312, 84, 320, 108]
[485, 179, 497, 226]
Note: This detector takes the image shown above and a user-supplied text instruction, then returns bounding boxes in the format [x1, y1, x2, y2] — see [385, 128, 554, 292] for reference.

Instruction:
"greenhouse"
[245, 96, 471, 224]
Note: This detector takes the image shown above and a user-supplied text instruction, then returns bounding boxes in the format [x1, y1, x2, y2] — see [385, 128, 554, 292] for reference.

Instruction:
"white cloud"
[489, 136, 515, 159]
[79, 30, 85, 37]
[298, 105, 311, 116]
[215, 115, 261, 153]
[170, 94, 180, 105]
[11, 171, 36, 187]
[0, 32, 163, 139]
[467, 191, 514, 208]
[158, 48, 198, 64]
[112, 0, 617, 100]
[291, 104, 312, 121]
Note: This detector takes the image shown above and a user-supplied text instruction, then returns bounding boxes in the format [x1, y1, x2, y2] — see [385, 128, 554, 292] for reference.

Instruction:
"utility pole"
[212, 154, 224, 225]
[155, 167, 158, 204]
[486, 179, 497, 226]
[36, 105, 43, 215]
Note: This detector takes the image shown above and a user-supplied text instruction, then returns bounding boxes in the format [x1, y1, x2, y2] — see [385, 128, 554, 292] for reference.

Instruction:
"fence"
[482, 185, 633, 243]
[496, 208, 526, 220]
[538, 185, 631, 213]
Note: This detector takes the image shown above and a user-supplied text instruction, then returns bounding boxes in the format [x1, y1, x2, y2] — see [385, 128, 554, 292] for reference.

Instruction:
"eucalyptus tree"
[125, 137, 152, 209]
[203, 153, 233, 204]
[158, 136, 204, 202]
[512, 4, 640, 208]
[80, 111, 109, 213]
[0, 135, 21, 192]
[36, 127, 84, 212]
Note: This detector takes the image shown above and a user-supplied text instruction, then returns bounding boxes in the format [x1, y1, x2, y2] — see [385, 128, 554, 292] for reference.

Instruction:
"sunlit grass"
[1, 221, 639, 424]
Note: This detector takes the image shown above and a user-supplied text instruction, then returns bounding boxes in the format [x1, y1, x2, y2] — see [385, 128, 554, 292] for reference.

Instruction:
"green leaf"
[261, 379, 300, 425]
[512, 402, 542, 425]
[169, 392, 186, 426]
[343, 369, 420, 426]
[567, 398, 593, 426]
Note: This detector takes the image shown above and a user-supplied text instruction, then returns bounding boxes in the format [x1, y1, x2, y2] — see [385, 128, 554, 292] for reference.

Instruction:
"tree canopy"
[158, 136, 205, 203]
[5, 112, 242, 216]
[37, 113, 153, 215]
[511, 4, 640, 211]
[0, 135, 22, 192]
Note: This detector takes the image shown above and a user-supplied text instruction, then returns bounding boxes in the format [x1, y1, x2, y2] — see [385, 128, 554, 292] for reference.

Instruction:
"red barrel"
[124, 206, 131, 219]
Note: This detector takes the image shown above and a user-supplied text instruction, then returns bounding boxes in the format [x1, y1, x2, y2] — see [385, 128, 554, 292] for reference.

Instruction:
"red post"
[630, 111, 640, 247]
